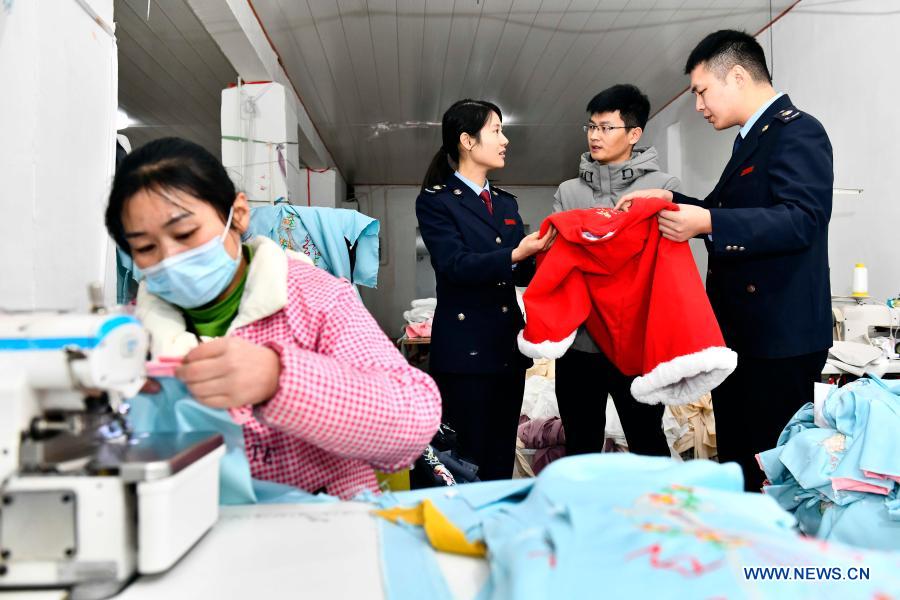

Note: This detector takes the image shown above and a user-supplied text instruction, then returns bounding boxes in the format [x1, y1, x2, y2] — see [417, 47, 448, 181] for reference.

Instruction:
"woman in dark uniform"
[415, 99, 554, 480]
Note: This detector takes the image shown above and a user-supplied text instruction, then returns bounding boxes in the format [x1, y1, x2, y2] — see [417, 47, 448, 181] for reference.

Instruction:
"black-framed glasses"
[583, 123, 631, 134]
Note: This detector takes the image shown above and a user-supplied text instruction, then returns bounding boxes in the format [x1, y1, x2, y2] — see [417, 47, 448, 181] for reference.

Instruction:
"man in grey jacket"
[552, 84, 680, 457]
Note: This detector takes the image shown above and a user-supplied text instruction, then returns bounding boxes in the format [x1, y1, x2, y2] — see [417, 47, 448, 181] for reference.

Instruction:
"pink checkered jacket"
[136, 236, 442, 499]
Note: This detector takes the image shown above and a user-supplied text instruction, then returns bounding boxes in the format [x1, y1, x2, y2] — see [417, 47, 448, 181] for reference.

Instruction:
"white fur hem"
[517, 329, 577, 359]
[630, 346, 737, 406]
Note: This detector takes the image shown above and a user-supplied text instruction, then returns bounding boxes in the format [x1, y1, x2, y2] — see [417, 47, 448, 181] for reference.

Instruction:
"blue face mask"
[134, 208, 240, 309]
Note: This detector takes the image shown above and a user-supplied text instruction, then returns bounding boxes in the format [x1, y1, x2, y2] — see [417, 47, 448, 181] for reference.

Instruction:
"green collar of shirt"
[183, 245, 253, 338]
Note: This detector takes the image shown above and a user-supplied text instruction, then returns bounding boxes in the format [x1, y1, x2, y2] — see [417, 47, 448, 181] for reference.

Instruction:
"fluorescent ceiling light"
[116, 108, 136, 130]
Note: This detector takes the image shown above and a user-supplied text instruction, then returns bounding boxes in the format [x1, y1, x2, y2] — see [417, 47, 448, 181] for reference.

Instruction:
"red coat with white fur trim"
[518, 200, 737, 406]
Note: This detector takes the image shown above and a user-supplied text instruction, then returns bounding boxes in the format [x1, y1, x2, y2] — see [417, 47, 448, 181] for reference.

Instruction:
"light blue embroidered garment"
[247, 204, 380, 287]
[848, 377, 900, 481]
[116, 247, 139, 304]
[760, 376, 900, 550]
[127, 377, 336, 505]
[374, 454, 900, 600]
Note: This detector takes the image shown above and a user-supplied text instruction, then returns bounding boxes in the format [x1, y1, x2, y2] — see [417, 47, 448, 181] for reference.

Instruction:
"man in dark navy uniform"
[618, 30, 833, 491]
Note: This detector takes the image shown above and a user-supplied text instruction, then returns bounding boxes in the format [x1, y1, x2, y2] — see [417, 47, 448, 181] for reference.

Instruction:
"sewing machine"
[0, 311, 224, 599]
[833, 301, 900, 344]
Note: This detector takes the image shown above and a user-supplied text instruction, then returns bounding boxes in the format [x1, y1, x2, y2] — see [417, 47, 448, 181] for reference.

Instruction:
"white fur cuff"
[630, 346, 738, 406]
[517, 329, 578, 359]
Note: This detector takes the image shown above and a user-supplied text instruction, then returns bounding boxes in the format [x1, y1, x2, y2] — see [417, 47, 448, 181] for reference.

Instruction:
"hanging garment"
[116, 247, 139, 304]
[247, 203, 380, 287]
[518, 201, 737, 405]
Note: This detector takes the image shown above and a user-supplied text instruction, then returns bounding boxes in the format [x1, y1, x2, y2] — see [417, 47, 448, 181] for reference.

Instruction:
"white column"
[221, 82, 344, 208]
[187, 0, 336, 171]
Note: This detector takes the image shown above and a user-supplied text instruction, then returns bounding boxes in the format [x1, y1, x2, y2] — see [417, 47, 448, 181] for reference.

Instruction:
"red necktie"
[479, 189, 494, 215]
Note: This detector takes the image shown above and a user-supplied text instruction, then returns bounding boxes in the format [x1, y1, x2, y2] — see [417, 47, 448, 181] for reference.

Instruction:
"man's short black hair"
[585, 84, 650, 129]
[684, 29, 772, 84]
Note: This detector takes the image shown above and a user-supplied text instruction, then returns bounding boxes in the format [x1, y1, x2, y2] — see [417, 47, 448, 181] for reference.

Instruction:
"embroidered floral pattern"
[647, 484, 701, 512]
[591, 207, 619, 219]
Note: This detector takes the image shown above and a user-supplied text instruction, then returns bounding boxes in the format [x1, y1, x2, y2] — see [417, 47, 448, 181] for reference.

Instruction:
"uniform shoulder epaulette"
[490, 185, 517, 199]
[424, 184, 446, 194]
[774, 107, 803, 123]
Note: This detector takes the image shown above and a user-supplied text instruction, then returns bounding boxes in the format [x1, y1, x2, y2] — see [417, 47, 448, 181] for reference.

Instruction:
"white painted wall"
[353, 185, 557, 335]
[642, 0, 900, 300]
[300, 169, 346, 208]
[0, 0, 118, 311]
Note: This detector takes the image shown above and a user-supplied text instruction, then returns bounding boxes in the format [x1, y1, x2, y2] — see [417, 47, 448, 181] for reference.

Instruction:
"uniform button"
[717, 202, 723, 208]
[739, 246, 746, 251]
[726, 245, 733, 251]
[457, 313, 465, 321]
[495, 236, 502, 245]
[501, 306, 509, 313]
[746, 284, 757, 293]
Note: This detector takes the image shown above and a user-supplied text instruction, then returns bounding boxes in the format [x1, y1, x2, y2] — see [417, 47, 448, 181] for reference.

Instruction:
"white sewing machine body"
[834, 301, 900, 344]
[0, 312, 224, 599]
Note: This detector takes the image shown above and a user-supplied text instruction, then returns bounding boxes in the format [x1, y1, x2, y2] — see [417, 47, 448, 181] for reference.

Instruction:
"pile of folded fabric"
[517, 416, 566, 475]
[758, 376, 900, 551]
[663, 394, 717, 460]
[827, 340, 891, 377]
[516, 359, 567, 476]
[372, 454, 900, 599]
[410, 424, 480, 489]
[403, 298, 436, 339]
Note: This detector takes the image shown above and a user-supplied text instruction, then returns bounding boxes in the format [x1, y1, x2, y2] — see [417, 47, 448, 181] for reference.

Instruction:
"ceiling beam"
[186, 0, 338, 171]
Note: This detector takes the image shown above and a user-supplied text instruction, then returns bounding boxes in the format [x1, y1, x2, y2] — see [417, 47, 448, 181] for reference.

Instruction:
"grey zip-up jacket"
[552, 146, 680, 353]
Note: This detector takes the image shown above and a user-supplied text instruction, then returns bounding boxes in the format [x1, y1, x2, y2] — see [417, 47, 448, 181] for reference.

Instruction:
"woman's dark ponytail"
[421, 147, 453, 192]
[420, 99, 502, 193]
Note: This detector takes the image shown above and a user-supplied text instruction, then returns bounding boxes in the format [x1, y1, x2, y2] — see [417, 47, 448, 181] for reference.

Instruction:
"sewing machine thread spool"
[851, 263, 869, 298]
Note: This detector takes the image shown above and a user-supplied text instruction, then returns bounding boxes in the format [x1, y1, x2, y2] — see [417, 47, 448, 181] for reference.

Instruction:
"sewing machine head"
[834, 302, 900, 344]
[0, 312, 148, 481]
[0, 310, 224, 599]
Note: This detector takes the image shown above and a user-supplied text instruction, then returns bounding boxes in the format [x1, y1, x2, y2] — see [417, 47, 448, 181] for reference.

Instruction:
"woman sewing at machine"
[105, 137, 441, 499]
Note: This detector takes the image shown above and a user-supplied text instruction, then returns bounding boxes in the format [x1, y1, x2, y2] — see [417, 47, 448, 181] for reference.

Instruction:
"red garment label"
[504, 219, 516, 225]
[740, 166, 755, 176]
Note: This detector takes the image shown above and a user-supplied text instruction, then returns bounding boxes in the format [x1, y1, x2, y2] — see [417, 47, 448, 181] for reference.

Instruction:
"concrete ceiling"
[115, 0, 237, 157]
[115, 0, 796, 183]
